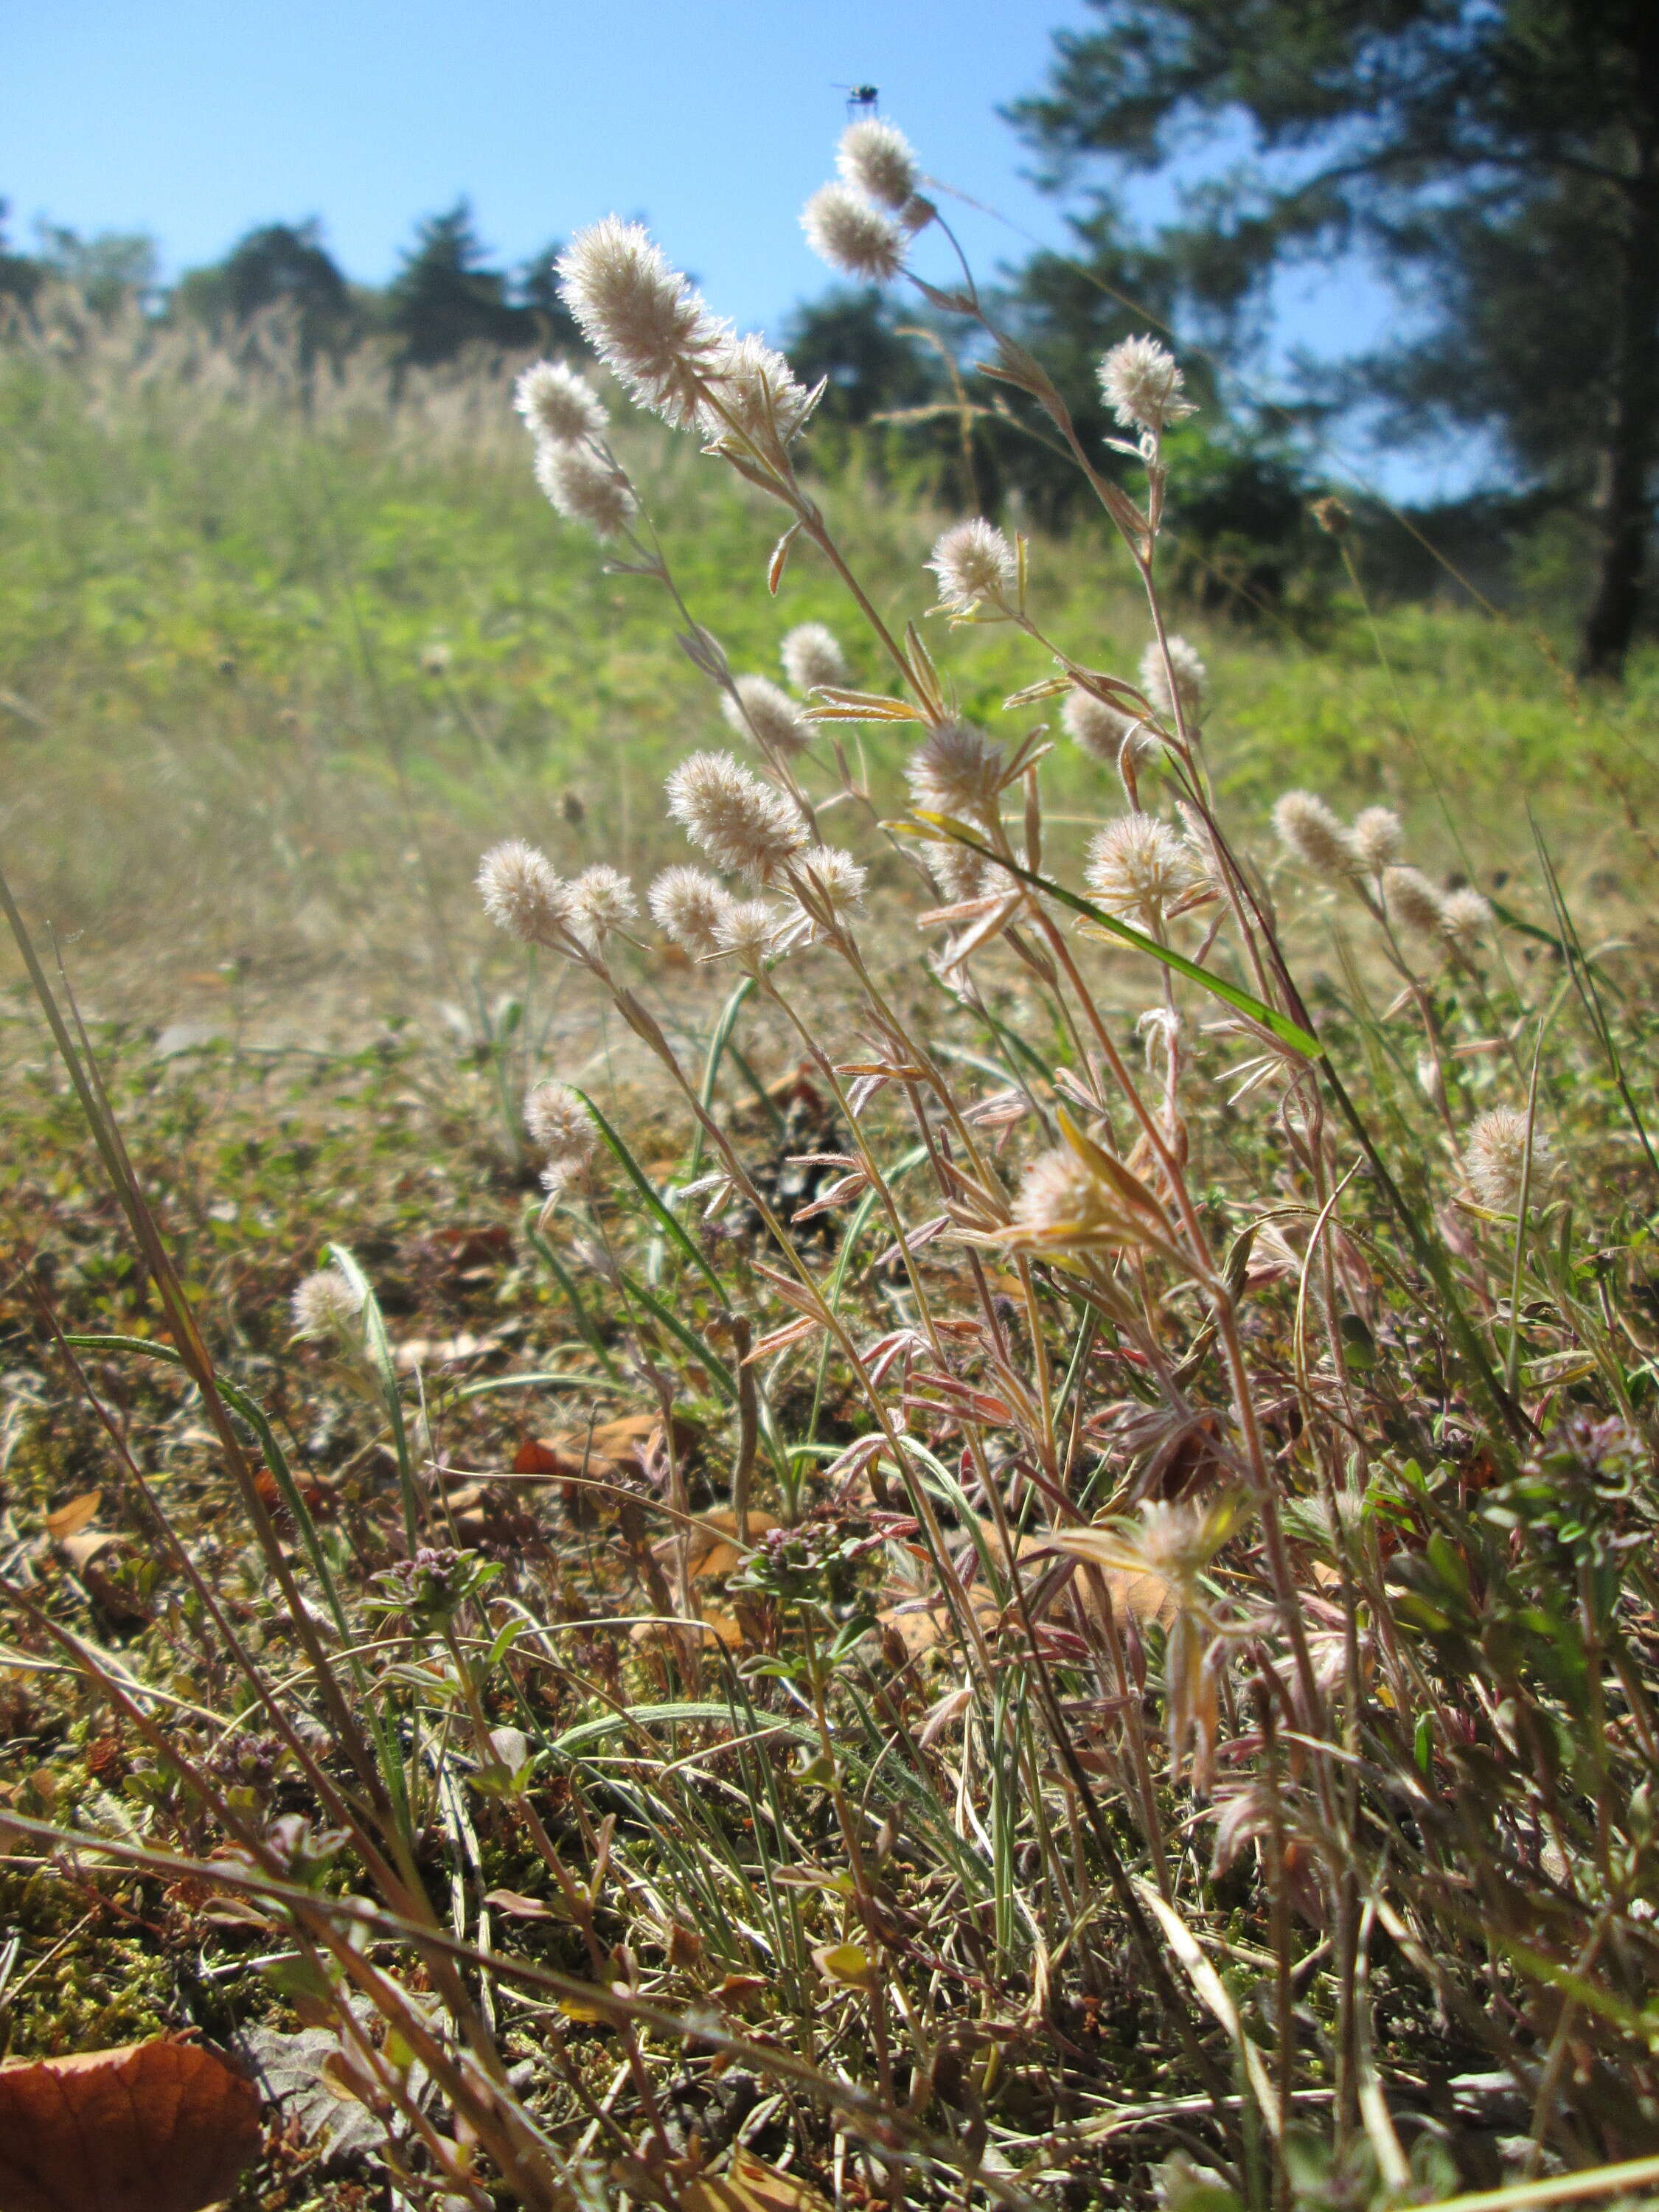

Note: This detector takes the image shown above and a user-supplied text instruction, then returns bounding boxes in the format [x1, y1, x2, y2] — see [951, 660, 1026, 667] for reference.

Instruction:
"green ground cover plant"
[4, 111, 1659, 2212]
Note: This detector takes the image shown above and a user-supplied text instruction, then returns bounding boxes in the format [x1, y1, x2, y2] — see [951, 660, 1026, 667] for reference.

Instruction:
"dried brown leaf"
[45, 1491, 101, 1543]
[0, 2040, 261, 2212]
[681, 2146, 833, 2212]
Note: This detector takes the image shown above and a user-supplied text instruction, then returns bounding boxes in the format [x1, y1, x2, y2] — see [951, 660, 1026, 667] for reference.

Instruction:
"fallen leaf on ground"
[513, 1412, 700, 1488]
[0, 2039, 260, 2212]
[878, 1529, 1174, 1660]
[512, 1436, 617, 1481]
[582, 1412, 698, 1463]
[1021, 1531, 1175, 1628]
[692, 1604, 748, 1648]
[877, 1587, 1001, 1658]
[45, 1491, 101, 1543]
[237, 2009, 431, 2174]
[681, 2145, 832, 2212]
[658, 1508, 781, 1582]
[628, 1607, 751, 1654]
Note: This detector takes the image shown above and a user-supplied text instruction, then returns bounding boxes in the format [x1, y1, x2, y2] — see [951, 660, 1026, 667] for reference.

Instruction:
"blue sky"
[5, 0, 1466, 499]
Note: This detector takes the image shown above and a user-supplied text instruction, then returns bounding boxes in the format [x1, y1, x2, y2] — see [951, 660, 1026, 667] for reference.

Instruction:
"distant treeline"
[0, 194, 1582, 634]
[0, 201, 584, 366]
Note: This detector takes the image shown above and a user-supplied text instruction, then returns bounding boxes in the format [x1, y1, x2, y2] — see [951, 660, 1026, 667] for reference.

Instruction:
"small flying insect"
[835, 83, 880, 119]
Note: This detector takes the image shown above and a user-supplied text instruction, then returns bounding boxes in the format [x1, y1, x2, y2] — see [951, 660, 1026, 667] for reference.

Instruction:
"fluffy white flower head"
[513, 359, 607, 445]
[568, 864, 639, 947]
[1349, 806, 1404, 873]
[1011, 1148, 1141, 1254]
[795, 845, 867, 920]
[478, 839, 574, 947]
[1099, 335, 1197, 434]
[666, 751, 809, 883]
[1383, 865, 1447, 937]
[524, 1081, 596, 1166]
[928, 842, 993, 903]
[538, 1159, 583, 1205]
[1085, 815, 1197, 928]
[836, 118, 921, 212]
[1465, 1105, 1545, 1211]
[1273, 791, 1354, 880]
[1140, 636, 1207, 728]
[706, 332, 815, 449]
[557, 218, 728, 430]
[650, 866, 734, 959]
[780, 622, 847, 695]
[1062, 686, 1152, 771]
[929, 518, 1017, 615]
[722, 674, 813, 759]
[801, 184, 904, 281]
[714, 898, 781, 969]
[1128, 1498, 1234, 1591]
[1441, 886, 1492, 946]
[291, 1265, 364, 1340]
[533, 439, 635, 538]
[906, 720, 1006, 825]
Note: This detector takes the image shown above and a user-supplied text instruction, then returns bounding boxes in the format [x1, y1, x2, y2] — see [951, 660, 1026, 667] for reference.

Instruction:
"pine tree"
[784, 288, 936, 426]
[1010, 0, 1659, 677]
[515, 243, 588, 357]
[385, 200, 522, 366]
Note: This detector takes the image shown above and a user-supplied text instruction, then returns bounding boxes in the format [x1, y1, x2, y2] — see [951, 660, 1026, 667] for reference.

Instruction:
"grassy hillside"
[4, 307, 1653, 1027]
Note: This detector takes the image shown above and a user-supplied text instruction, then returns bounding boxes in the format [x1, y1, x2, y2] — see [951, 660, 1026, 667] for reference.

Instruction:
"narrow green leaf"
[688, 974, 755, 1178]
[329, 1242, 420, 1549]
[616, 1266, 740, 1405]
[524, 1217, 622, 1380]
[66, 1330, 344, 1619]
[574, 1087, 728, 1301]
[1486, 894, 1625, 997]
[553, 1701, 818, 1758]
[63, 1330, 414, 1835]
[915, 818, 1321, 1057]
[453, 1370, 630, 1400]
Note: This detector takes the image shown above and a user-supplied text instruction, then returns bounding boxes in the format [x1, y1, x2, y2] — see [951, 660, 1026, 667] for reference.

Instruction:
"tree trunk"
[1578, 119, 1659, 678]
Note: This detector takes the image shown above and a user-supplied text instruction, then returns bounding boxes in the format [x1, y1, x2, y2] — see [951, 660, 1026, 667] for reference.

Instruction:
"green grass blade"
[908, 818, 1321, 1057]
[524, 1215, 622, 1380]
[617, 1265, 740, 1405]
[552, 1701, 818, 1758]
[1529, 816, 1659, 1184]
[65, 1332, 347, 1638]
[63, 1331, 415, 1838]
[453, 1370, 630, 1400]
[574, 1087, 729, 1301]
[328, 1242, 421, 1550]
[688, 974, 755, 1178]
